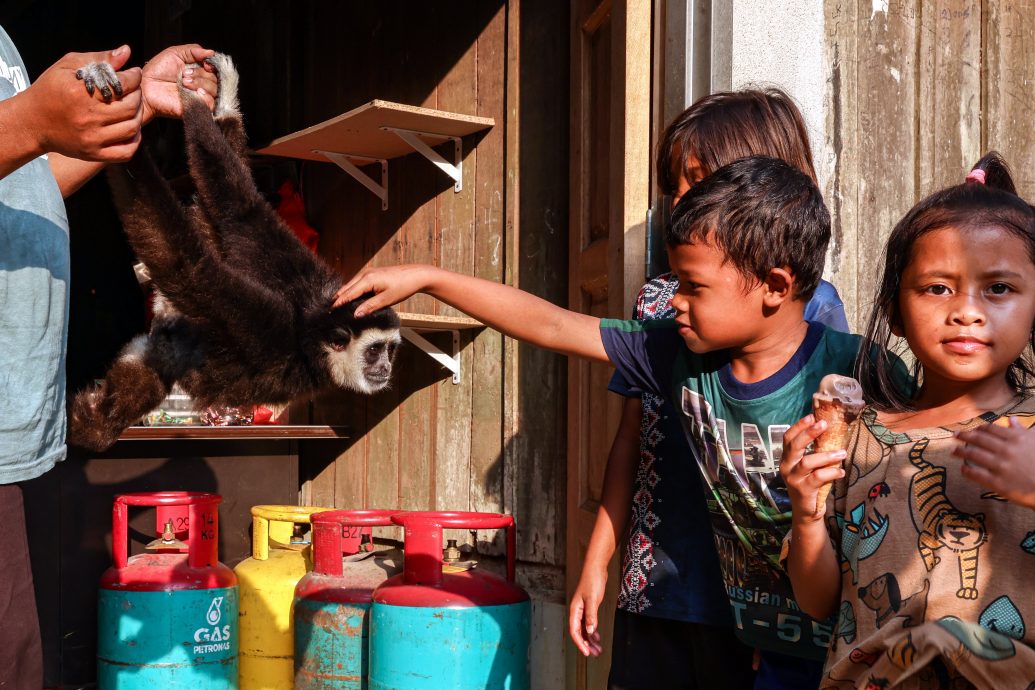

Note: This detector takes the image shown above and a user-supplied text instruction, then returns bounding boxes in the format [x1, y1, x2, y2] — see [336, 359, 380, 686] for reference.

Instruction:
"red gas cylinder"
[293, 509, 403, 690]
[368, 512, 530, 690]
[97, 491, 238, 689]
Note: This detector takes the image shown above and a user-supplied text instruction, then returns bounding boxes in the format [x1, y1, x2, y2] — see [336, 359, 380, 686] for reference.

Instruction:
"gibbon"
[68, 54, 400, 452]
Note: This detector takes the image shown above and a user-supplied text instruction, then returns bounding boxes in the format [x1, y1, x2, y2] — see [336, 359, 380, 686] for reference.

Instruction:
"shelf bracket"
[314, 151, 389, 210]
[400, 327, 462, 384]
[382, 127, 463, 192]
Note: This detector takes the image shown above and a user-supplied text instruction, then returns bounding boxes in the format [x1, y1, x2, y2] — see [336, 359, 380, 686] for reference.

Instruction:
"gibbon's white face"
[325, 328, 402, 393]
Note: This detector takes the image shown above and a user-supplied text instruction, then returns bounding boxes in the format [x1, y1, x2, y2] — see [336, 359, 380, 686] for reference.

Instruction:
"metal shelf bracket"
[314, 151, 389, 210]
[400, 327, 462, 384]
[382, 127, 463, 192]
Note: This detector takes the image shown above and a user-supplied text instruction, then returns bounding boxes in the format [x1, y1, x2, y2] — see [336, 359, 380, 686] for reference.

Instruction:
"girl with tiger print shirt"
[781, 152, 1035, 689]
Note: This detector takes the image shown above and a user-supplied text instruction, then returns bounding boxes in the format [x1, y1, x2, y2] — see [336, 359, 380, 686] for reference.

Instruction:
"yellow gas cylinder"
[235, 504, 335, 690]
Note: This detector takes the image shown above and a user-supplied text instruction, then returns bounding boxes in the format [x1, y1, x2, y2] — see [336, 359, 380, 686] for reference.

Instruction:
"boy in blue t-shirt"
[333, 155, 863, 683]
[592, 269, 848, 690]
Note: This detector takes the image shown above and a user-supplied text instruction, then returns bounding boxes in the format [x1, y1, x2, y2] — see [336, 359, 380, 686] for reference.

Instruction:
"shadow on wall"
[477, 0, 570, 569]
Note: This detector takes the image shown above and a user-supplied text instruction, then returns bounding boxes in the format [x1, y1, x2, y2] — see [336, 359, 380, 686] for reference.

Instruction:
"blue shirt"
[602, 313, 862, 659]
[0, 26, 70, 483]
[610, 274, 731, 625]
[610, 276, 849, 626]
[805, 280, 849, 333]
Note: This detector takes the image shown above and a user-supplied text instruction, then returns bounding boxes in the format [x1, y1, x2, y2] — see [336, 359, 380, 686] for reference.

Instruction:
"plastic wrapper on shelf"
[135, 381, 283, 427]
[202, 406, 254, 426]
[137, 384, 204, 426]
[141, 410, 202, 426]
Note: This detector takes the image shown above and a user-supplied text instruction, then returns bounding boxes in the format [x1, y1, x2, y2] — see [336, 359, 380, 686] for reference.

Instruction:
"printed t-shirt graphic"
[601, 319, 863, 658]
[822, 396, 1035, 688]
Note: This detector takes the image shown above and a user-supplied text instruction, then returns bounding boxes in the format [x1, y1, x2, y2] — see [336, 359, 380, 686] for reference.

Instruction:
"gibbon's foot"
[76, 62, 122, 100]
[67, 336, 170, 452]
[204, 53, 239, 120]
[179, 52, 240, 120]
[67, 385, 123, 452]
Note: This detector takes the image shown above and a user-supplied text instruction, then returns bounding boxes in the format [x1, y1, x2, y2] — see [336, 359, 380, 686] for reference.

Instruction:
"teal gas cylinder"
[369, 512, 530, 690]
[97, 492, 238, 690]
[293, 509, 402, 690]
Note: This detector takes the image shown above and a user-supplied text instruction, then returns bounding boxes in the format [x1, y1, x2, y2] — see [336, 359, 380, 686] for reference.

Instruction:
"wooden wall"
[284, 2, 569, 591]
[291, 4, 571, 682]
[295, 1, 514, 542]
[824, 0, 1035, 330]
[566, 1, 653, 687]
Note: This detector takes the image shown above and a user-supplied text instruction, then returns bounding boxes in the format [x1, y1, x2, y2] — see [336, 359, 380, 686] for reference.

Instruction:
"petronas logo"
[206, 596, 224, 625]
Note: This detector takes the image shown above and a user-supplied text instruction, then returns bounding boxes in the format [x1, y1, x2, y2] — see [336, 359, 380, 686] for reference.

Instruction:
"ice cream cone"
[811, 375, 865, 515]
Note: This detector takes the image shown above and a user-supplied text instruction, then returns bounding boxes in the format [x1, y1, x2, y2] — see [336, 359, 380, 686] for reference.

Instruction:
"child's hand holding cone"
[810, 375, 865, 514]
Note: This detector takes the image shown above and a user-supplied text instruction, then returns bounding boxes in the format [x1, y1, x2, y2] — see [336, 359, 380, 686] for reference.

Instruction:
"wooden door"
[566, 1, 652, 687]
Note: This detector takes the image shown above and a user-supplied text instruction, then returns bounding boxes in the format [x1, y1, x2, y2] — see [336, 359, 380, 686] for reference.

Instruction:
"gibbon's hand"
[141, 44, 217, 123]
[780, 415, 846, 521]
[334, 264, 438, 316]
[22, 47, 143, 162]
[955, 417, 1035, 510]
[569, 565, 606, 657]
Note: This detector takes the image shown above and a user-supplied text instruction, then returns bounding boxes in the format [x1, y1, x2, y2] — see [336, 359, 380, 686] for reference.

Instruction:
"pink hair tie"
[966, 169, 986, 184]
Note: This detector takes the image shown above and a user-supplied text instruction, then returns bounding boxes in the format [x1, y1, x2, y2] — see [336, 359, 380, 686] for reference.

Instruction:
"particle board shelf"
[256, 99, 495, 210]
[398, 311, 483, 331]
[118, 425, 349, 441]
[396, 312, 484, 385]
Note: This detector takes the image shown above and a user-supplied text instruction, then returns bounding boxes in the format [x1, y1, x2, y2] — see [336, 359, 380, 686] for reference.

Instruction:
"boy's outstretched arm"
[335, 264, 611, 363]
[779, 415, 844, 620]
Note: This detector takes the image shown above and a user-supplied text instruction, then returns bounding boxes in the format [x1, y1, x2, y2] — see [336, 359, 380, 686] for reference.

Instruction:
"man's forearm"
[0, 91, 106, 196]
[0, 91, 45, 181]
[48, 153, 106, 198]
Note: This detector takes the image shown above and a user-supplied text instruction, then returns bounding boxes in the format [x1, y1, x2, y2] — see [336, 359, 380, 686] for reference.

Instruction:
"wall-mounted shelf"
[397, 311, 483, 385]
[118, 425, 349, 441]
[257, 100, 495, 210]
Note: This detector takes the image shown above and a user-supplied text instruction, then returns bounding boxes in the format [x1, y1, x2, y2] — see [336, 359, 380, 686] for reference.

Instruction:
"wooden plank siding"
[469, 5, 509, 556]
[284, 1, 569, 641]
[567, 1, 652, 688]
[296, 8, 571, 683]
[825, 0, 1035, 332]
[987, 1, 1035, 192]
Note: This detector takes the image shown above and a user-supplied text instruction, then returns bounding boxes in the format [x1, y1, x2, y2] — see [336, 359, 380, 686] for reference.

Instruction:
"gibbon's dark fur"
[68, 54, 400, 452]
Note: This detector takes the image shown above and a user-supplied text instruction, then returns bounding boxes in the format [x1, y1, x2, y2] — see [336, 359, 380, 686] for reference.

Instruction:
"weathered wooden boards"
[825, 0, 1035, 331]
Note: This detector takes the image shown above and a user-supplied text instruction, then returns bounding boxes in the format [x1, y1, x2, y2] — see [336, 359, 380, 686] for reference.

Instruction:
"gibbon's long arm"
[108, 145, 293, 342]
[179, 86, 330, 304]
[107, 150, 213, 305]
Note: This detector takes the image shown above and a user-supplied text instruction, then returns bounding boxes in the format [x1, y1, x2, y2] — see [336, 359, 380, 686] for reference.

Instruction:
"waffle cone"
[811, 396, 862, 515]
[813, 481, 834, 516]
[813, 398, 856, 452]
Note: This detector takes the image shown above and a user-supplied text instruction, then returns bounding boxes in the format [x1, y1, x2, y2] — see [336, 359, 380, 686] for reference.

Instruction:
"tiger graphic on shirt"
[907, 438, 987, 600]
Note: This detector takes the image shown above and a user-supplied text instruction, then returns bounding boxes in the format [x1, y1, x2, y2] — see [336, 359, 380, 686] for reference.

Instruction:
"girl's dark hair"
[858, 152, 1035, 410]
[657, 88, 817, 196]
